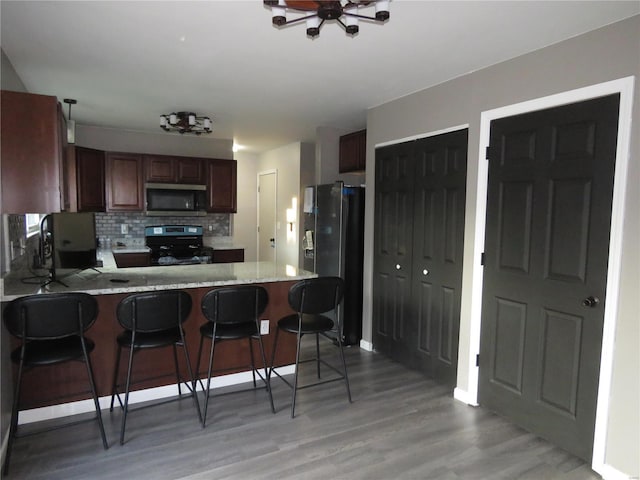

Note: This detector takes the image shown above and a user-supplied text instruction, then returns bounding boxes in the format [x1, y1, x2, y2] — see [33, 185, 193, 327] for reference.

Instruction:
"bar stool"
[110, 290, 201, 444]
[196, 285, 275, 427]
[2, 293, 108, 475]
[269, 276, 352, 418]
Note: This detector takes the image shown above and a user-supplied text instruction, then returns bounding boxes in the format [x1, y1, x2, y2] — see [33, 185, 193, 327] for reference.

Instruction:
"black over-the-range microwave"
[145, 183, 207, 216]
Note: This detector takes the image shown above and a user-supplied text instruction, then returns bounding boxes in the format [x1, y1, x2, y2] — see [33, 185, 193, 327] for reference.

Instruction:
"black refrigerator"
[302, 181, 365, 346]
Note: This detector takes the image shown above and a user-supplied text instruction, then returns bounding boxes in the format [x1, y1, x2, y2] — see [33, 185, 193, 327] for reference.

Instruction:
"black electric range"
[145, 225, 213, 266]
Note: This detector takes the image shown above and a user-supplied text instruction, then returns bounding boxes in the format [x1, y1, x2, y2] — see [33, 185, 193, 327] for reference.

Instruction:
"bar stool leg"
[179, 333, 202, 425]
[83, 347, 109, 449]
[120, 343, 136, 445]
[172, 343, 182, 396]
[202, 335, 217, 428]
[315, 333, 321, 379]
[110, 344, 122, 411]
[2, 353, 24, 476]
[290, 330, 303, 419]
[249, 337, 257, 387]
[256, 334, 275, 413]
[336, 327, 352, 403]
[268, 327, 280, 381]
[195, 335, 205, 392]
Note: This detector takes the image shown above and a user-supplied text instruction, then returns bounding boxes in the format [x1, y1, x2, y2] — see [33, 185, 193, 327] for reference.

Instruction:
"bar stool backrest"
[117, 290, 192, 332]
[201, 286, 268, 325]
[288, 277, 345, 315]
[4, 292, 98, 340]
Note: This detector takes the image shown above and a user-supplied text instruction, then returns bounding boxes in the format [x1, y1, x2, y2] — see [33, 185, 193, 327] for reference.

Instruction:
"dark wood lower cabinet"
[112, 252, 150, 268]
[9, 281, 297, 409]
[212, 249, 244, 263]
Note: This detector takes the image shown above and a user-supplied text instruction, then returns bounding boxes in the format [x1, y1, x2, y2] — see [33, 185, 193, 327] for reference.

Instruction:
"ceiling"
[1, 1, 638, 154]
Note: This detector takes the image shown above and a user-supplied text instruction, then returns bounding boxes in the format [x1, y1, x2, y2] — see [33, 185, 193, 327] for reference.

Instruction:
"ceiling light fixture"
[63, 98, 77, 144]
[264, 0, 390, 38]
[159, 111, 213, 135]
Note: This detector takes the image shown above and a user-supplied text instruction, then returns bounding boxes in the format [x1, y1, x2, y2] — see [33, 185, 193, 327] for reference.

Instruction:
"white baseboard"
[359, 339, 373, 351]
[594, 462, 636, 480]
[453, 387, 479, 406]
[18, 365, 295, 425]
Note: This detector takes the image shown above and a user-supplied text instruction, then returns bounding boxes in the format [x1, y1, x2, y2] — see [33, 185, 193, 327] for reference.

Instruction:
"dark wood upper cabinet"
[176, 157, 203, 184]
[339, 129, 367, 173]
[1, 90, 64, 213]
[106, 152, 144, 211]
[145, 155, 203, 184]
[205, 159, 237, 213]
[145, 155, 175, 183]
[76, 147, 106, 212]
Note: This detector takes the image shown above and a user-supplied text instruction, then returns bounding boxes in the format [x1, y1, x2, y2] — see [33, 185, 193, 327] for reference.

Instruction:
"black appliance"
[302, 181, 365, 346]
[145, 183, 207, 216]
[145, 225, 213, 266]
[39, 212, 99, 286]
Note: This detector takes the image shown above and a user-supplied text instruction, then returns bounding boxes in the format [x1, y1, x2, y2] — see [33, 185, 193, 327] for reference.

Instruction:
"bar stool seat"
[277, 313, 335, 334]
[199, 321, 258, 340]
[10, 336, 96, 365]
[116, 328, 182, 349]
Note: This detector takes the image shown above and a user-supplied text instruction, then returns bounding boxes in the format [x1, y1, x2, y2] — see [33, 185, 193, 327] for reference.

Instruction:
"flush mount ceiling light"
[264, 0, 390, 38]
[159, 111, 212, 135]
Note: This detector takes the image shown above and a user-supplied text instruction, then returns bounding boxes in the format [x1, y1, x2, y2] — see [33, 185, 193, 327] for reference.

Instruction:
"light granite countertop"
[1, 250, 315, 301]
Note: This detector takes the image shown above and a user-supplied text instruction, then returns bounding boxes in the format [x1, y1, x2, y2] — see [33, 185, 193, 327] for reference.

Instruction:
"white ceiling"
[1, 1, 638, 154]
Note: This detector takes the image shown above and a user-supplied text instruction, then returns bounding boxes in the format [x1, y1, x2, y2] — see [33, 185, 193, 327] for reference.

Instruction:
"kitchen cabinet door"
[106, 153, 144, 211]
[145, 155, 203, 184]
[339, 129, 367, 173]
[212, 249, 244, 263]
[145, 155, 175, 183]
[206, 159, 237, 213]
[1, 90, 63, 213]
[76, 147, 105, 212]
[176, 157, 203, 183]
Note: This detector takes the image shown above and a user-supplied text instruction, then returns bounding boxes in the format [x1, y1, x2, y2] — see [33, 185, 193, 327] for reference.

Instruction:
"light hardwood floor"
[6, 338, 600, 479]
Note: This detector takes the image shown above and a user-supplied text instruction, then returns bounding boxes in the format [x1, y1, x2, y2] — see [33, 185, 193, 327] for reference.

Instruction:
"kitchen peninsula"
[2, 254, 316, 412]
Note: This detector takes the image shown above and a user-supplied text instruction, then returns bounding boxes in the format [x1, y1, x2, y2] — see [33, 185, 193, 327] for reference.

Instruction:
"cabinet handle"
[395, 264, 401, 270]
[423, 269, 429, 276]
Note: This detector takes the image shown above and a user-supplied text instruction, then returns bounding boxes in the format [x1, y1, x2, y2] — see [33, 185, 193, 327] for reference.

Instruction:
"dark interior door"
[411, 130, 467, 385]
[479, 94, 620, 461]
[373, 130, 467, 387]
[373, 141, 415, 361]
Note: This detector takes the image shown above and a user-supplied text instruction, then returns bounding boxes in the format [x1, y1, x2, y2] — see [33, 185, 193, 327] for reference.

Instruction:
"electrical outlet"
[121, 224, 128, 234]
[260, 320, 270, 335]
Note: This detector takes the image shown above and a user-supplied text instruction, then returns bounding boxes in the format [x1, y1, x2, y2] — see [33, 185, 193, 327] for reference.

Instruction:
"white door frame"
[456, 76, 634, 475]
[257, 169, 278, 263]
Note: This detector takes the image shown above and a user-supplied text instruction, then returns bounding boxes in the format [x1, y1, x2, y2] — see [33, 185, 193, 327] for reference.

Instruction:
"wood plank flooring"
[6, 338, 600, 479]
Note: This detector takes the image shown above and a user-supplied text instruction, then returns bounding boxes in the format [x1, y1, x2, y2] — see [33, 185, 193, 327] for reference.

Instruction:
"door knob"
[395, 264, 401, 270]
[422, 269, 429, 276]
[582, 296, 600, 308]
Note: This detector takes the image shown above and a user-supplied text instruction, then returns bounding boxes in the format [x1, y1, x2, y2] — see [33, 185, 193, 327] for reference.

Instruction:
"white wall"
[234, 151, 259, 261]
[76, 125, 232, 159]
[364, 16, 639, 477]
[258, 142, 303, 268]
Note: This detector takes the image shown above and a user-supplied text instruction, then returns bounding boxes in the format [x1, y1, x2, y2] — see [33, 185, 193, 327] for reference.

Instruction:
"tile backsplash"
[95, 212, 230, 240]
